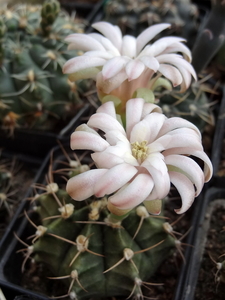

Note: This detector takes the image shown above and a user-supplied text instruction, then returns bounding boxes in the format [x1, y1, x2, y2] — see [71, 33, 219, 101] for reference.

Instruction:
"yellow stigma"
[131, 141, 148, 163]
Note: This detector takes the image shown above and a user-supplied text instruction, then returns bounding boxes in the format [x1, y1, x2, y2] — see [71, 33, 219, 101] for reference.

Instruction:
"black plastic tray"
[0, 104, 89, 158]
[176, 187, 225, 300]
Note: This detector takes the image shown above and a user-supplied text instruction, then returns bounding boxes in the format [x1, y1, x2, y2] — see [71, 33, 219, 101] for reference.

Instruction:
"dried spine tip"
[124, 248, 134, 261]
[163, 222, 173, 234]
[136, 206, 149, 218]
[35, 225, 47, 237]
[46, 182, 59, 193]
[76, 235, 89, 252]
[58, 203, 74, 218]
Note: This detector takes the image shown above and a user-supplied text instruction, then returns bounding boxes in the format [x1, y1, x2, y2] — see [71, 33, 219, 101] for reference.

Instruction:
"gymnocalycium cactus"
[0, 0, 88, 134]
[17, 21, 213, 299]
[103, 0, 200, 48]
[19, 148, 192, 299]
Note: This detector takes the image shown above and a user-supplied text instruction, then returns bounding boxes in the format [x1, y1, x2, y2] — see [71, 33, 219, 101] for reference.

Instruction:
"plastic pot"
[176, 187, 225, 300]
[0, 104, 89, 158]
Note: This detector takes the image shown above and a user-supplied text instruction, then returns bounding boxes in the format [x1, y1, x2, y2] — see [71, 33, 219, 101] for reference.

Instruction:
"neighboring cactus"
[0, 0, 89, 135]
[192, 0, 225, 74]
[155, 79, 216, 132]
[17, 151, 187, 299]
[103, 0, 200, 48]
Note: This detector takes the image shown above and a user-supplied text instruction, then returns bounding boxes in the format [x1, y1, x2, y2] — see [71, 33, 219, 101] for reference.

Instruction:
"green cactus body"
[157, 84, 215, 132]
[0, 0, 87, 133]
[19, 154, 181, 300]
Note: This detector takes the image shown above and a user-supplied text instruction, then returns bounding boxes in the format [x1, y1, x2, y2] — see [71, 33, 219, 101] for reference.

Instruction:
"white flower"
[66, 98, 212, 215]
[63, 22, 196, 102]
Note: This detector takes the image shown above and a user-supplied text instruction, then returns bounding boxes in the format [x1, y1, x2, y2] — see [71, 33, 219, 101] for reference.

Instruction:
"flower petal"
[92, 22, 123, 51]
[126, 98, 145, 139]
[157, 117, 201, 138]
[96, 70, 128, 94]
[94, 163, 138, 197]
[136, 23, 171, 54]
[139, 56, 160, 72]
[96, 101, 117, 119]
[66, 34, 105, 51]
[165, 154, 204, 196]
[158, 64, 183, 87]
[121, 35, 137, 57]
[88, 112, 126, 134]
[70, 130, 109, 151]
[66, 169, 107, 200]
[102, 56, 130, 80]
[108, 173, 154, 209]
[92, 151, 124, 168]
[169, 171, 196, 214]
[63, 56, 105, 74]
[163, 148, 213, 182]
[125, 59, 146, 81]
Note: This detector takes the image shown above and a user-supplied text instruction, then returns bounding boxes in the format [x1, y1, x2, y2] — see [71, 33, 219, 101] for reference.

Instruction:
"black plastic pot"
[176, 187, 225, 300]
[0, 104, 89, 158]
[210, 85, 225, 185]
[0, 144, 207, 300]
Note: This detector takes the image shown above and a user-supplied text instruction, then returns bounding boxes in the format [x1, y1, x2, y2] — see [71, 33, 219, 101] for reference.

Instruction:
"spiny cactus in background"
[0, 155, 20, 237]
[154, 77, 216, 132]
[103, 0, 200, 48]
[192, 0, 225, 74]
[16, 150, 188, 300]
[0, 0, 89, 135]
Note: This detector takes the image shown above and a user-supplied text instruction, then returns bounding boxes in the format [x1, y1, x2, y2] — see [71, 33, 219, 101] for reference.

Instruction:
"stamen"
[131, 141, 148, 163]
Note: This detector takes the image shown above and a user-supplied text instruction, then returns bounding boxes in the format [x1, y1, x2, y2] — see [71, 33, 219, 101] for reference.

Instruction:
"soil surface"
[195, 201, 225, 300]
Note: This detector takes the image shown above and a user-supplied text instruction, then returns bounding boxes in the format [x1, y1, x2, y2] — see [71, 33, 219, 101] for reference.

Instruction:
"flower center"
[131, 141, 148, 164]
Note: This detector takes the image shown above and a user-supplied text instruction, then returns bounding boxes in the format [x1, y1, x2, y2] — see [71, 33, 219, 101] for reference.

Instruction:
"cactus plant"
[154, 78, 216, 132]
[103, 0, 200, 48]
[0, 0, 89, 135]
[16, 148, 189, 300]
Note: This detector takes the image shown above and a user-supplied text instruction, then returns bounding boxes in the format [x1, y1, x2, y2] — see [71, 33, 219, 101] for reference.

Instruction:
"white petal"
[104, 130, 128, 145]
[126, 98, 145, 139]
[126, 59, 145, 81]
[141, 103, 162, 118]
[169, 171, 196, 214]
[139, 56, 160, 72]
[83, 50, 113, 59]
[148, 37, 187, 56]
[96, 101, 117, 119]
[88, 112, 126, 134]
[158, 64, 183, 87]
[92, 151, 124, 168]
[157, 54, 197, 80]
[161, 42, 192, 62]
[70, 131, 109, 151]
[63, 56, 105, 74]
[163, 148, 213, 182]
[108, 173, 154, 209]
[66, 169, 107, 200]
[121, 35, 137, 57]
[136, 23, 171, 54]
[157, 116, 201, 138]
[94, 163, 138, 197]
[96, 70, 128, 94]
[102, 56, 130, 80]
[92, 22, 123, 51]
[144, 164, 171, 200]
[66, 34, 105, 51]
[165, 154, 204, 196]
